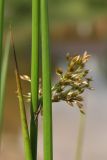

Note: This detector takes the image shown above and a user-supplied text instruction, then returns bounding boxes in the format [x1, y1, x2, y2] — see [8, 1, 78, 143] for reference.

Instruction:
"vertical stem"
[75, 113, 86, 160]
[30, 0, 40, 159]
[0, 33, 10, 137]
[41, 0, 53, 160]
[0, 0, 5, 84]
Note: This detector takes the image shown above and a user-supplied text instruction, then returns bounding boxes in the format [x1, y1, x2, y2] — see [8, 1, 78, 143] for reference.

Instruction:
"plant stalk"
[41, 0, 53, 160]
[0, 0, 5, 80]
[0, 32, 10, 137]
[30, 0, 40, 159]
[75, 113, 86, 160]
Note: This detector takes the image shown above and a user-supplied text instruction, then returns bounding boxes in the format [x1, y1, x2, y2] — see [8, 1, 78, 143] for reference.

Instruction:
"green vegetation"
[41, 0, 53, 159]
[15, 70, 33, 160]
[11, 28, 33, 160]
[5, 0, 107, 25]
[0, 0, 93, 160]
[0, 0, 5, 80]
[0, 32, 10, 135]
[20, 52, 92, 160]
[30, 0, 40, 159]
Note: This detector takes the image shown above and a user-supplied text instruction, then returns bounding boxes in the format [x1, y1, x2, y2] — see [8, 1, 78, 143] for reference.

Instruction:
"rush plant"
[20, 52, 92, 160]
[0, 0, 93, 160]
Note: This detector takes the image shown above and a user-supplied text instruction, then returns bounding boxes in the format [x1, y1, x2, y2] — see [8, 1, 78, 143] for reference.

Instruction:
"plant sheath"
[30, 0, 40, 159]
[41, 0, 53, 160]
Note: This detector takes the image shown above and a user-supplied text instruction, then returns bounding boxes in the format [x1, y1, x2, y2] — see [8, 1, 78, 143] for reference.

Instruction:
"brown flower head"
[20, 52, 93, 116]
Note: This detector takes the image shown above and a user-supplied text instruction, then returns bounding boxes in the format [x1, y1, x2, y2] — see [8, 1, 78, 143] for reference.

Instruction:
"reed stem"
[0, 33, 10, 136]
[30, 0, 40, 159]
[0, 0, 5, 84]
[41, 0, 53, 159]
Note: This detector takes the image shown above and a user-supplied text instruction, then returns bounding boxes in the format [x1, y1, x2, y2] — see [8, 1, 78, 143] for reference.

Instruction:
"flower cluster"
[20, 52, 93, 117]
[52, 52, 93, 114]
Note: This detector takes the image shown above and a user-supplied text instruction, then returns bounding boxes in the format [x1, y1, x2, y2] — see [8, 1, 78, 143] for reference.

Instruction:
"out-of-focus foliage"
[6, 0, 107, 24]
[4, 0, 107, 54]
[5, 0, 31, 21]
[49, 0, 107, 22]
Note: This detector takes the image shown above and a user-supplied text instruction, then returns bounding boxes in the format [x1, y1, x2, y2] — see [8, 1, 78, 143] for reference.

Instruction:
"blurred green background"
[1, 0, 107, 160]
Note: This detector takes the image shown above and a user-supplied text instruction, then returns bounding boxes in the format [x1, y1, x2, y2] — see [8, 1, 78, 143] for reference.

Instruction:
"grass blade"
[0, 0, 5, 78]
[75, 113, 86, 160]
[0, 32, 10, 137]
[11, 30, 33, 160]
[41, 0, 53, 160]
[30, 0, 40, 159]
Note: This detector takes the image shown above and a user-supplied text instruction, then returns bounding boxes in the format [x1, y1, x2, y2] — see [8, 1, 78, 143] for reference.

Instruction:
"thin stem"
[75, 113, 86, 160]
[41, 0, 53, 160]
[0, 32, 10, 137]
[30, 0, 40, 159]
[0, 0, 5, 85]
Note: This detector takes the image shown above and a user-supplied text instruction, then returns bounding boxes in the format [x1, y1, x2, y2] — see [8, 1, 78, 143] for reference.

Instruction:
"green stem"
[41, 0, 53, 160]
[0, 33, 10, 137]
[75, 113, 86, 160]
[30, 0, 40, 159]
[0, 0, 5, 84]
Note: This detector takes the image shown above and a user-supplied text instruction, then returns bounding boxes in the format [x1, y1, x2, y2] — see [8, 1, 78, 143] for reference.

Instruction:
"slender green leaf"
[41, 0, 53, 160]
[30, 0, 40, 159]
[75, 113, 86, 160]
[15, 70, 33, 160]
[10, 29, 33, 160]
[0, 32, 10, 137]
